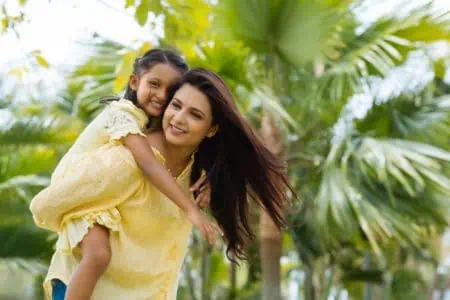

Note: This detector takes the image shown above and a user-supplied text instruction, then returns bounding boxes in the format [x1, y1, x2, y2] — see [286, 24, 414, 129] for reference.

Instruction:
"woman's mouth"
[168, 124, 186, 135]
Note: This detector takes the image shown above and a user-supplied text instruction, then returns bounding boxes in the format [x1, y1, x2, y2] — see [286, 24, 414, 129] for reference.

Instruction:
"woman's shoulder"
[146, 130, 164, 148]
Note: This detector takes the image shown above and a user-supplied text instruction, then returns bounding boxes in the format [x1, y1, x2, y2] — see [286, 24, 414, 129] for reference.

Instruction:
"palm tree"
[4, 0, 450, 299]
[0, 94, 81, 299]
[210, 0, 450, 298]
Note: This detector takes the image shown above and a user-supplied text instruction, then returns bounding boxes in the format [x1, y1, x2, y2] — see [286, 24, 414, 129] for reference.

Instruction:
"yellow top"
[30, 99, 194, 299]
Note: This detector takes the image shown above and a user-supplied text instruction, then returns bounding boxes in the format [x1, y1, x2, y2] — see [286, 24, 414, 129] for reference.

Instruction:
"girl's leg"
[65, 224, 111, 300]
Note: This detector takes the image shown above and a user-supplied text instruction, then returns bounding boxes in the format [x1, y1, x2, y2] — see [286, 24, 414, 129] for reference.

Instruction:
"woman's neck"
[161, 136, 196, 177]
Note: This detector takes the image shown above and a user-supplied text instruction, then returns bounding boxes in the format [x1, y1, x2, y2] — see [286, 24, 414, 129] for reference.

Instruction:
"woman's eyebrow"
[190, 107, 206, 117]
[172, 97, 206, 117]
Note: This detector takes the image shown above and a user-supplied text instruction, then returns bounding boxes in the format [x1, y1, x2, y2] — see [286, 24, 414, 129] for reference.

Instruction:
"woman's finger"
[196, 193, 209, 209]
[198, 183, 210, 194]
[213, 223, 224, 237]
[190, 175, 207, 192]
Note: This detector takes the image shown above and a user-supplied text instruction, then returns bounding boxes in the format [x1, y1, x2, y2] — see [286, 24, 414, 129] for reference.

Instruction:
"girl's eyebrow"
[173, 97, 206, 117]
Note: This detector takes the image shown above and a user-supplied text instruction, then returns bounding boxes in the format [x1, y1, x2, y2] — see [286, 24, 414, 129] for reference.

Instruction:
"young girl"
[30, 49, 219, 300]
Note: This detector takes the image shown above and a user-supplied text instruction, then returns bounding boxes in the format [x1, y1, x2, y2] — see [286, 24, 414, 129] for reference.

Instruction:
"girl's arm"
[122, 134, 217, 244]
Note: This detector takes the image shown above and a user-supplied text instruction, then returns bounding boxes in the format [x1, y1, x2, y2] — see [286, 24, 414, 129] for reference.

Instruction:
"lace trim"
[105, 110, 145, 141]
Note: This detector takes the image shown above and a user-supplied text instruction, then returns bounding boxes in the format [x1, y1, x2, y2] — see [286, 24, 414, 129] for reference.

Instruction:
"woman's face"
[130, 63, 182, 117]
[162, 84, 217, 149]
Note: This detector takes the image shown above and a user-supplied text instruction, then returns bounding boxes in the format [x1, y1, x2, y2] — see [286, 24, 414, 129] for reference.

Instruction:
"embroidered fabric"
[104, 109, 146, 141]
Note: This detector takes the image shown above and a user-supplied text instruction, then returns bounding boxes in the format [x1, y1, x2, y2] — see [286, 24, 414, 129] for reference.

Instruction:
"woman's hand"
[186, 208, 222, 245]
[190, 175, 211, 209]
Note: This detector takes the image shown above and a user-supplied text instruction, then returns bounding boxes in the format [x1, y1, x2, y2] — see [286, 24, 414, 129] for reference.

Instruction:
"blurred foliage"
[2, 0, 450, 299]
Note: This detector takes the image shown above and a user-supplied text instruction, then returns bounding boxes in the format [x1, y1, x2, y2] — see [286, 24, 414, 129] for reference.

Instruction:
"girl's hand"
[186, 208, 221, 245]
[190, 175, 211, 209]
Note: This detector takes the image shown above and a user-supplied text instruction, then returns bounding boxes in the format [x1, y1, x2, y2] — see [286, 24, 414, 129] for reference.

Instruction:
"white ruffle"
[56, 208, 121, 254]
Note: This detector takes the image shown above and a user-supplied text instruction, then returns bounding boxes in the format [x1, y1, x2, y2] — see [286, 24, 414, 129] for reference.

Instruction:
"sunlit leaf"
[1, 17, 8, 32]
[114, 52, 135, 93]
[125, 0, 135, 8]
[34, 55, 50, 68]
[135, 0, 150, 25]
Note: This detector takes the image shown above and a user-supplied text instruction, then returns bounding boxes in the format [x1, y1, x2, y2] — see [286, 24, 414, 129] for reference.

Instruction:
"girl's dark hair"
[167, 69, 292, 262]
[101, 48, 188, 105]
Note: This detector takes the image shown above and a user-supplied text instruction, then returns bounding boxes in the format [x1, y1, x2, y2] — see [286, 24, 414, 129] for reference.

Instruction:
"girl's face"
[162, 84, 218, 149]
[130, 63, 182, 117]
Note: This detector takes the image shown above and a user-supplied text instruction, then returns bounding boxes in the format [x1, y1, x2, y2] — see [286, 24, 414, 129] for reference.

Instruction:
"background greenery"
[2, 0, 450, 299]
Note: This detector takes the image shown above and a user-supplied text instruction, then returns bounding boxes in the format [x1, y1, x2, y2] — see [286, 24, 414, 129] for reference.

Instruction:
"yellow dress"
[30, 99, 194, 299]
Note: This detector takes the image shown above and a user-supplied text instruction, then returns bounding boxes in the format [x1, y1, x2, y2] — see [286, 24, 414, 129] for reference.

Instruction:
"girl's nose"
[155, 88, 167, 102]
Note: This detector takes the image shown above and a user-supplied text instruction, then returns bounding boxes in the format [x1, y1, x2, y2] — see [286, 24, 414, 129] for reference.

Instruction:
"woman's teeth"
[170, 124, 185, 133]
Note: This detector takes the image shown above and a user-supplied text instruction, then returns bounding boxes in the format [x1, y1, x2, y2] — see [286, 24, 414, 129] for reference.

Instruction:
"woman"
[45, 68, 291, 299]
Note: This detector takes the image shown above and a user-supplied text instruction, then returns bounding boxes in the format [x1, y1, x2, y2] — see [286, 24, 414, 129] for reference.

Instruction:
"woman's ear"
[206, 125, 219, 138]
[129, 74, 138, 91]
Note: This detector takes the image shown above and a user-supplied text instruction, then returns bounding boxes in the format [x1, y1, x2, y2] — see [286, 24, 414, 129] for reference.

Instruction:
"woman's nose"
[172, 110, 186, 123]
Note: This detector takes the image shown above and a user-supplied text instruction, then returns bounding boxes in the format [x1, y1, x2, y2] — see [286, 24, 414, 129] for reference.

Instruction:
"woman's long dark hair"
[166, 69, 293, 262]
[101, 48, 188, 106]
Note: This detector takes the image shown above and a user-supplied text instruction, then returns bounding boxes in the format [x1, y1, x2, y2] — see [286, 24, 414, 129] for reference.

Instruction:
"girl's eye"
[150, 81, 160, 87]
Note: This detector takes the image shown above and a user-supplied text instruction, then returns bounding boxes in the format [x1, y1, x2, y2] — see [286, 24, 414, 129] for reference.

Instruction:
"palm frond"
[0, 224, 55, 260]
[215, 0, 347, 66]
[0, 116, 77, 147]
[357, 94, 450, 149]
[313, 136, 450, 258]
[63, 40, 124, 122]
[318, 3, 450, 107]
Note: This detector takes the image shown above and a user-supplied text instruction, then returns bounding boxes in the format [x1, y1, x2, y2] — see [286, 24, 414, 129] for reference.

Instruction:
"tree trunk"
[259, 115, 285, 300]
[304, 265, 316, 300]
[363, 252, 373, 300]
[260, 210, 283, 300]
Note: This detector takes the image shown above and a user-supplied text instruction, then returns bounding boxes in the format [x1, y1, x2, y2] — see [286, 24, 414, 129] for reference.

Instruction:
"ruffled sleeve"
[104, 99, 149, 142]
[56, 208, 121, 254]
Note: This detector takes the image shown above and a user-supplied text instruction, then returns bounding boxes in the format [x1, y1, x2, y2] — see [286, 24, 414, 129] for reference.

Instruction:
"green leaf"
[135, 0, 150, 26]
[125, 0, 135, 8]
[252, 87, 299, 131]
[114, 52, 135, 93]
[35, 55, 49, 68]
[434, 58, 446, 79]
[1, 17, 8, 32]
[0, 224, 55, 260]
[0, 117, 75, 146]
[149, 0, 162, 15]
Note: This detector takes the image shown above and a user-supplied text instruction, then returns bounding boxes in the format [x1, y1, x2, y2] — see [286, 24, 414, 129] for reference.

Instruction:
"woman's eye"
[171, 102, 181, 109]
[191, 113, 202, 120]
